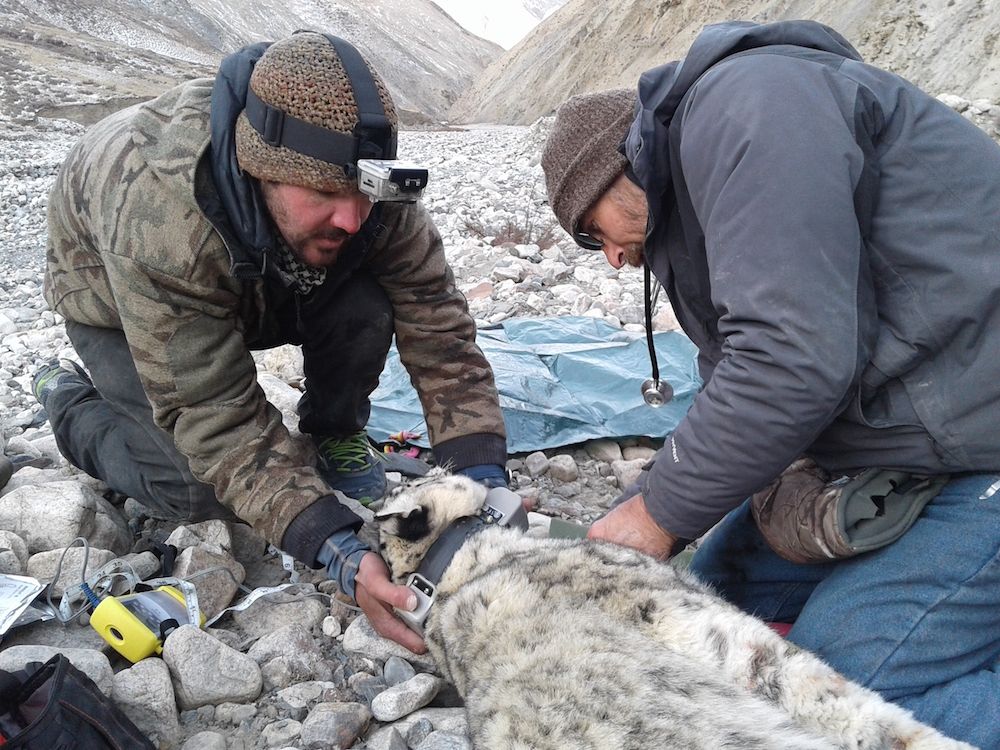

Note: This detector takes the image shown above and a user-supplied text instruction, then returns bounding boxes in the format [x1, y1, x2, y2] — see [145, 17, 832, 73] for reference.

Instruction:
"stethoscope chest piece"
[641, 377, 673, 407]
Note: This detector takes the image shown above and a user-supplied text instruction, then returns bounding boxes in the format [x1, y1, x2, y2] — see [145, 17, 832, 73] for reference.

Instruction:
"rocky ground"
[1, 94, 998, 749]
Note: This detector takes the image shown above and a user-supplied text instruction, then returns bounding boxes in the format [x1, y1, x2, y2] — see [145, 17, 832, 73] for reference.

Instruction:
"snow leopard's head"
[375, 467, 489, 583]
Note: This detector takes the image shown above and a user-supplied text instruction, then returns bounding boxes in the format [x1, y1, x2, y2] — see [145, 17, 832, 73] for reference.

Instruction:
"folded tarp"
[368, 316, 701, 454]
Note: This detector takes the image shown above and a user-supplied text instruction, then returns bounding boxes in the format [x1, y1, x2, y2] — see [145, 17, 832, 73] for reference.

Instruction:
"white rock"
[165, 520, 232, 555]
[262, 719, 302, 747]
[547, 454, 579, 482]
[622, 446, 657, 462]
[0, 646, 113, 695]
[24, 433, 62, 466]
[523, 451, 549, 477]
[0, 313, 16, 335]
[163, 625, 262, 710]
[256, 372, 302, 434]
[416, 731, 474, 750]
[248, 623, 328, 689]
[253, 344, 303, 380]
[322, 615, 342, 638]
[5, 435, 41, 458]
[171, 545, 245, 620]
[342, 615, 436, 671]
[490, 264, 524, 282]
[181, 731, 227, 750]
[371, 673, 442, 722]
[275, 680, 338, 714]
[112, 657, 181, 749]
[584, 439, 623, 463]
[611, 458, 647, 493]
[26, 546, 115, 597]
[365, 708, 468, 750]
[0, 480, 99, 552]
[299, 702, 371, 749]
[230, 593, 328, 642]
[0, 530, 30, 574]
[89, 494, 132, 555]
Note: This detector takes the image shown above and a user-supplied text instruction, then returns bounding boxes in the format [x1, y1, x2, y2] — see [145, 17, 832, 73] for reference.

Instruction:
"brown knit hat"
[541, 88, 637, 236]
[235, 32, 398, 192]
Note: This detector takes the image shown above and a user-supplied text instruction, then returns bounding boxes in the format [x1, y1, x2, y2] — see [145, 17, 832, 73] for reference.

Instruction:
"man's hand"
[354, 552, 427, 654]
[587, 493, 677, 560]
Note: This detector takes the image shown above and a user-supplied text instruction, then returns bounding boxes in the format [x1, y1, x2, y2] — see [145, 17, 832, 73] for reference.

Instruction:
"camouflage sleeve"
[364, 202, 507, 469]
[99, 251, 355, 551]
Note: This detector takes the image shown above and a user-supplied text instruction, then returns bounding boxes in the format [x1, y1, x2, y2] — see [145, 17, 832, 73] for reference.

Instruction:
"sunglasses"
[572, 224, 604, 251]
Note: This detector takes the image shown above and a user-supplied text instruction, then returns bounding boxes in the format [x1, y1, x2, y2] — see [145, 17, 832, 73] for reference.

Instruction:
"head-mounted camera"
[357, 159, 428, 203]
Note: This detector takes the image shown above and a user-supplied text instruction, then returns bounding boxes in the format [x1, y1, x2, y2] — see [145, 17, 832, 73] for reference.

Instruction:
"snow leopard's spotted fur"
[376, 469, 972, 750]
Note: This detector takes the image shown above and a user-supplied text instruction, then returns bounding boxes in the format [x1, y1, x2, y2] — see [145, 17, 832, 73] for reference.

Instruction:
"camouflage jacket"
[44, 78, 506, 565]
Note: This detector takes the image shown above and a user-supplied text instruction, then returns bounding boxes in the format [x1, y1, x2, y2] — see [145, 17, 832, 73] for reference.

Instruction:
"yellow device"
[91, 585, 203, 663]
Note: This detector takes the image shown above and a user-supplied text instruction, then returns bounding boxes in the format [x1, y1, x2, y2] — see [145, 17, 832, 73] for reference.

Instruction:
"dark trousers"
[46, 273, 393, 521]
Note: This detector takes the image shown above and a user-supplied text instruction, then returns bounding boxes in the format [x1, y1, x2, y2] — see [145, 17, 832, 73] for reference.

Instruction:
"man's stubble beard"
[261, 185, 352, 268]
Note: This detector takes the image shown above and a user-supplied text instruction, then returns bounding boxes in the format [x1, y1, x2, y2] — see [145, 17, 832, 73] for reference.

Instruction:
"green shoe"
[32, 359, 90, 407]
[315, 431, 386, 505]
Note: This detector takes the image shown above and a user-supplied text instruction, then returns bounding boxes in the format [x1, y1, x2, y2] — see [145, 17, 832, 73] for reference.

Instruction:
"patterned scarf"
[272, 240, 327, 294]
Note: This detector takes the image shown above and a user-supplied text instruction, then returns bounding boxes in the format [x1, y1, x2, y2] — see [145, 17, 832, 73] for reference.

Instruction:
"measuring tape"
[90, 578, 203, 663]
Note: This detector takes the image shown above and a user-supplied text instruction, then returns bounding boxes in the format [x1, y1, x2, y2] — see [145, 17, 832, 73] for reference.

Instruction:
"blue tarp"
[368, 316, 701, 453]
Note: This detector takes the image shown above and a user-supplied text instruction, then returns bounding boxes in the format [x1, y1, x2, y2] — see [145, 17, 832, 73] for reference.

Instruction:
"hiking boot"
[315, 431, 386, 505]
[32, 358, 91, 408]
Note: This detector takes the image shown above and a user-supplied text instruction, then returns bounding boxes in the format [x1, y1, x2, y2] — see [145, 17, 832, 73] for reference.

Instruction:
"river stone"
[0, 480, 98, 552]
[112, 657, 182, 748]
[163, 625, 262, 710]
[370, 673, 442, 722]
[0, 646, 113, 695]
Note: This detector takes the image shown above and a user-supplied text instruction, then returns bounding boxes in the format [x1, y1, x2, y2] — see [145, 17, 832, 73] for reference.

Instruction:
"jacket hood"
[208, 42, 277, 277]
[624, 20, 862, 197]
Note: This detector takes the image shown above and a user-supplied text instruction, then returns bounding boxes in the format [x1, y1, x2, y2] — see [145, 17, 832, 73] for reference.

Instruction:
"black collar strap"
[416, 515, 485, 586]
[415, 501, 527, 586]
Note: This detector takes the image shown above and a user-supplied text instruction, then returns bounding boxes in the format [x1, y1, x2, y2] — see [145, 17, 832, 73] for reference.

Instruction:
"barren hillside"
[449, 0, 1000, 124]
[1, 0, 503, 123]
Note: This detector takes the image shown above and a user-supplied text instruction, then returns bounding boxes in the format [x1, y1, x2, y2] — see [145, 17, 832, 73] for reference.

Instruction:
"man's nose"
[602, 243, 626, 270]
[328, 194, 372, 234]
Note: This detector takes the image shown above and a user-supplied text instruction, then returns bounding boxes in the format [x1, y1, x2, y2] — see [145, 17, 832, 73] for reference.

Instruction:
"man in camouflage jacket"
[39, 32, 507, 651]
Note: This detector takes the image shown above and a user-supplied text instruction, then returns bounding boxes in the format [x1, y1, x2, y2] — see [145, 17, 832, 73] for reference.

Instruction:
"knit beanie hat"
[541, 88, 637, 236]
[235, 32, 398, 192]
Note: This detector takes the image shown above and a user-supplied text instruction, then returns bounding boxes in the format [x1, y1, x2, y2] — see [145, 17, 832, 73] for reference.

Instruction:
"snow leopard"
[376, 469, 974, 750]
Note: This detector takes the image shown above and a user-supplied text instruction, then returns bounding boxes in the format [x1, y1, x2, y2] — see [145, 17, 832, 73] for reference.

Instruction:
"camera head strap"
[243, 31, 397, 176]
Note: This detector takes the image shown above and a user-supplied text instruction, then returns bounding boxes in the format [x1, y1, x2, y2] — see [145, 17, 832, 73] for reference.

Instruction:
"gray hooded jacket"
[625, 20, 1000, 540]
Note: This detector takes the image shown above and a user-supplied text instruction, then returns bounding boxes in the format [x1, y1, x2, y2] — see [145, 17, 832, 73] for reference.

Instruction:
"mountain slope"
[1, 0, 503, 122]
[449, 0, 1000, 124]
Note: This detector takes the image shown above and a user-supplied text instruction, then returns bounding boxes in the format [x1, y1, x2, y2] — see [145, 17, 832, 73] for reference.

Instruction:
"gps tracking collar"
[395, 487, 529, 635]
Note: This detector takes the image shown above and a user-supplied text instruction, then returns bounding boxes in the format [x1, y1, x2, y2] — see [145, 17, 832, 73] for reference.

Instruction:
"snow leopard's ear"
[375, 503, 432, 542]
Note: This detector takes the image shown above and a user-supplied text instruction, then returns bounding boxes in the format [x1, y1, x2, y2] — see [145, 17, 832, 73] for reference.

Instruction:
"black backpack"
[0, 654, 155, 749]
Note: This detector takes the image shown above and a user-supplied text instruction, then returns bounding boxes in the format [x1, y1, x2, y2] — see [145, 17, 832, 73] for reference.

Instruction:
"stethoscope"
[641, 264, 674, 407]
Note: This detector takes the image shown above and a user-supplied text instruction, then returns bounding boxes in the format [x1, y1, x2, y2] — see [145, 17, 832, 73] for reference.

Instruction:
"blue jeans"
[690, 472, 1000, 750]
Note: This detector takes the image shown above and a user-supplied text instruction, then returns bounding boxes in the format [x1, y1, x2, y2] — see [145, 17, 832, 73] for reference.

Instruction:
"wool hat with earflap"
[235, 31, 398, 192]
[541, 88, 637, 237]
